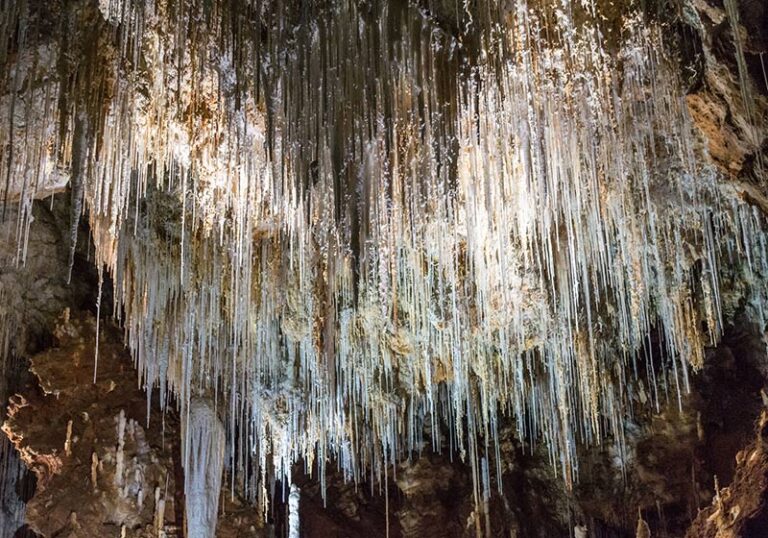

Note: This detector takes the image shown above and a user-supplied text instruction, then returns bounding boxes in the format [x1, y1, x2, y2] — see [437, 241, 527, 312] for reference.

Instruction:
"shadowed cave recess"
[1, 0, 767, 536]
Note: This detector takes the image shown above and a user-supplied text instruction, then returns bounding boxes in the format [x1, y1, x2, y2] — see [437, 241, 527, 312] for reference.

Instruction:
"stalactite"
[723, 0, 765, 178]
[0, 0, 766, 528]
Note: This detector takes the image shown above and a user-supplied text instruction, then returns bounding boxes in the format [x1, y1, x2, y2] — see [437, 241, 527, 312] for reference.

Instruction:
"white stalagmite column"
[115, 410, 126, 489]
[288, 483, 300, 538]
[182, 397, 226, 538]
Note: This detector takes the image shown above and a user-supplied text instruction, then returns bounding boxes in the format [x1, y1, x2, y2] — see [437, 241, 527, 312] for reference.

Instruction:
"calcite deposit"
[0, 0, 767, 536]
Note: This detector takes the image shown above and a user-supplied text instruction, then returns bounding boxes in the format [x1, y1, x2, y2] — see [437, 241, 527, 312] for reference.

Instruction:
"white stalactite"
[1, 0, 767, 523]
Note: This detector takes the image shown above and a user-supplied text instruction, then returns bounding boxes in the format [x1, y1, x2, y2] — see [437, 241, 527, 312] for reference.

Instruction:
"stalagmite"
[115, 409, 126, 488]
[183, 398, 225, 538]
[636, 510, 652, 538]
[288, 483, 300, 538]
[64, 419, 73, 457]
[154, 485, 166, 536]
[91, 451, 99, 491]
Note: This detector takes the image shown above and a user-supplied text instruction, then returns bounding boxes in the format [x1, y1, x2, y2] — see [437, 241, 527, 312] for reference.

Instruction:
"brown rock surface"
[3, 311, 181, 537]
[686, 411, 768, 537]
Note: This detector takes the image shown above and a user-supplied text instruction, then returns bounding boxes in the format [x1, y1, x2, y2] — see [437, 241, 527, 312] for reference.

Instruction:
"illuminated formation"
[1, 0, 766, 532]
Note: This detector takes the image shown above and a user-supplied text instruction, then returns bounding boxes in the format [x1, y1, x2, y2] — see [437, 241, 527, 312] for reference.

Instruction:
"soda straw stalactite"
[0, 0, 766, 530]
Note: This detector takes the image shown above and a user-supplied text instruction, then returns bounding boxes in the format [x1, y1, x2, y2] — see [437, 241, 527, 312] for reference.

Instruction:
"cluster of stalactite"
[1, 0, 766, 527]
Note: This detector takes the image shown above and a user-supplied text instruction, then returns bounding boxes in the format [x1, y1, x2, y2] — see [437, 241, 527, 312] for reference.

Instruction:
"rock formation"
[1, 0, 767, 536]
